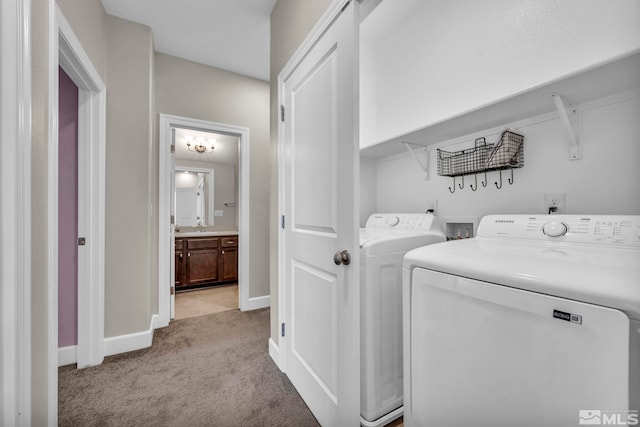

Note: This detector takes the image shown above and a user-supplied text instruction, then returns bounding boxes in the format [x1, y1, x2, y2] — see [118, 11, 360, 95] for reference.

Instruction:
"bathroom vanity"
[174, 233, 238, 290]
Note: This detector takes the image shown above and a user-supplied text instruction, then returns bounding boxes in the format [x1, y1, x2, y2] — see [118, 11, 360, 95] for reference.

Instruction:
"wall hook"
[470, 174, 478, 191]
[508, 169, 514, 185]
[481, 171, 488, 187]
[458, 175, 465, 190]
[495, 170, 503, 189]
[449, 176, 456, 193]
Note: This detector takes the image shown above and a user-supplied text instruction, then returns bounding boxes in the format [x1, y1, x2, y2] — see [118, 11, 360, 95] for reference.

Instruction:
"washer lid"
[404, 237, 640, 320]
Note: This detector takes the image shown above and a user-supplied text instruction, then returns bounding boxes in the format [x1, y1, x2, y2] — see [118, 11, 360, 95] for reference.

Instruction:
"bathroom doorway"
[158, 114, 251, 327]
[172, 127, 240, 319]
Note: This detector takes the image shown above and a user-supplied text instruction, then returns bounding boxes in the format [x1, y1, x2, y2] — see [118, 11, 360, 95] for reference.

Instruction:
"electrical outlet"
[426, 199, 438, 214]
[544, 193, 566, 213]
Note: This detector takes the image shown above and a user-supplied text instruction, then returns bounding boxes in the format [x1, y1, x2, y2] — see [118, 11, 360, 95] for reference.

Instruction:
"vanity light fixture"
[185, 135, 216, 154]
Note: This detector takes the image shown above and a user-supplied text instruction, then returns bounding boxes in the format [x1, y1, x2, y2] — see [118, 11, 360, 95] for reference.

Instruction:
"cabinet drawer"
[221, 237, 238, 247]
[187, 238, 219, 249]
[175, 238, 184, 250]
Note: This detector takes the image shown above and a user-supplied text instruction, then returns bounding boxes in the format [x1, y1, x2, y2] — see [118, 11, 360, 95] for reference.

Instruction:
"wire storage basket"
[437, 130, 524, 177]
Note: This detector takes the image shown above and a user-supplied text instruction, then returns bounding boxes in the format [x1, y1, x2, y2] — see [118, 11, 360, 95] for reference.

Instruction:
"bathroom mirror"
[174, 166, 214, 226]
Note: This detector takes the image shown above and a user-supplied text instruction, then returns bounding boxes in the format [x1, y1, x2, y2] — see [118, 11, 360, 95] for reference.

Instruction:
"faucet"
[196, 221, 206, 232]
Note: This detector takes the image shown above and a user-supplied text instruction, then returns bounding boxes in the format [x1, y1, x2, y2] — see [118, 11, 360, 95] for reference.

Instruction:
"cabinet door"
[220, 247, 238, 282]
[187, 249, 219, 285]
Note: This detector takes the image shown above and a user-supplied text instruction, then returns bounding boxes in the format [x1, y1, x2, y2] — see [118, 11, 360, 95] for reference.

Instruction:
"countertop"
[175, 231, 238, 238]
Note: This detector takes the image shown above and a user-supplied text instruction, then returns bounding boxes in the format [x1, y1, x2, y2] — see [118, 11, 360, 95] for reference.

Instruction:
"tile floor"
[174, 284, 238, 319]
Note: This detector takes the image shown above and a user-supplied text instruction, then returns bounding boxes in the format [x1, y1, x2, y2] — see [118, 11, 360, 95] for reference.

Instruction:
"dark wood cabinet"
[174, 235, 238, 290]
[220, 237, 238, 282]
[186, 238, 219, 286]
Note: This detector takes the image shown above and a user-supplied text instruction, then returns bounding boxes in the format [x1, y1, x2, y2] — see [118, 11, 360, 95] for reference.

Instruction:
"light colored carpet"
[59, 308, 319, 427]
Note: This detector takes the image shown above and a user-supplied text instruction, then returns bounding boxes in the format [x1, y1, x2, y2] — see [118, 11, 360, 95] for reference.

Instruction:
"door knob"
[333, 250, 351, 266]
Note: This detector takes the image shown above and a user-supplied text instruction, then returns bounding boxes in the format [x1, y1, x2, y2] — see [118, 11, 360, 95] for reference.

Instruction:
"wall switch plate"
[214, 210, 223, 217]
[544, 193, 566, 213]
[426, 199, 438, 214]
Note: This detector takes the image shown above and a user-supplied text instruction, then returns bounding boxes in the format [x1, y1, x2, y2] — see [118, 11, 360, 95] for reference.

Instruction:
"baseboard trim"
[268, 338, 281, 370]
[242, 295, 270, 311]
[104, 314, 157, 357]
[153, 311, 167, 329]
[58, 345, 77, 367]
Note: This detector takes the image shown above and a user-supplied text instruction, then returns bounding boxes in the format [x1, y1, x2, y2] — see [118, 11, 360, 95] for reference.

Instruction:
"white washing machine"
[360, 213, 446, 427]
[402, 214, 640, 427]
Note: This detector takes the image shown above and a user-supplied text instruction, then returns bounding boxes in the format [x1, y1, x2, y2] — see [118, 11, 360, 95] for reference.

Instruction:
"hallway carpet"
[59, 308, 319, 427]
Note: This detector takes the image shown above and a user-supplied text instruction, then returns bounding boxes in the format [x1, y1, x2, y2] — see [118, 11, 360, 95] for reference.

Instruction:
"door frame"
[1, 0, 32, 424]
[158, 114, 250, 326]
[275, 0, 353, 372]
[47, 3, 107, 419]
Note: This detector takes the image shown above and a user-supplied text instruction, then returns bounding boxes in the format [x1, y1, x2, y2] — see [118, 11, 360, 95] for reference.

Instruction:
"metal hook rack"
[437, 130, 524, 193]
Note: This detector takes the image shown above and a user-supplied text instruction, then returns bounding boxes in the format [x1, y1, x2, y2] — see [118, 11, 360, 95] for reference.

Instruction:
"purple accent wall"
[58, 67, 79, 348]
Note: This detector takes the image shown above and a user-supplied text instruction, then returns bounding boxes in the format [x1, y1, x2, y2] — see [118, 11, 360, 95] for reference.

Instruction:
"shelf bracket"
[403, 142, 430, 181]
[551, 93, 580, 160]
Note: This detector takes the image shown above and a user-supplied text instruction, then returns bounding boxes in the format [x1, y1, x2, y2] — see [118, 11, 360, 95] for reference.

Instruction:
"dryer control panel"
[365, 213, 438, 231]
[478, 215, 640, 248]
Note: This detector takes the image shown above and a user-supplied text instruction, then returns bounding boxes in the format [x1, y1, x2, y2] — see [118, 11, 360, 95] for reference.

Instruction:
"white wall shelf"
[361, 52, 640, 160]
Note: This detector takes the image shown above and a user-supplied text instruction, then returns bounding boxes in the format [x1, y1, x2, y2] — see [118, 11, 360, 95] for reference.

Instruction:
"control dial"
[388, 216, 400, 227]
[542, 221, 568, 237]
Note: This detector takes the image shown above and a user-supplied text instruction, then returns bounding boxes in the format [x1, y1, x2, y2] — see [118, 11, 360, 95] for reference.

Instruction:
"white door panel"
[291, 260, 338, 398]
[291, 48, 337, 234]
[175, 188, 199, 226]
[281, 1, 359, 425]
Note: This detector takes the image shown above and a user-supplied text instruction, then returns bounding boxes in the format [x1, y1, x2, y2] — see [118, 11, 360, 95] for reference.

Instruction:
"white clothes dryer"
[402, 214, 640, 427]
[360, 213, 446, 427]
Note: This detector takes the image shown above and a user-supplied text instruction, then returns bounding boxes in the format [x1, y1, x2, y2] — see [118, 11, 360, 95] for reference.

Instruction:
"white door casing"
[54, 6, 107, 372]
[42, 4, 107, 423]
[170, 128, 176, 318]
[158, 114, 254, 328]
[1, 0, 31, 424]
[279, 1, 360, 425]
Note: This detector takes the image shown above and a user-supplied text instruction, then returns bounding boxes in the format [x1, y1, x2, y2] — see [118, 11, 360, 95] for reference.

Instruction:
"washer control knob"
[388, 216, 400, 227]
[543, 221, 568, 237]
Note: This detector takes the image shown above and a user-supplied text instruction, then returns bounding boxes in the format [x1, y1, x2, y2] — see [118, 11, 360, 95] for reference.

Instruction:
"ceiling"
[101, 0, 277, 81]
[174, 127, 238, 165]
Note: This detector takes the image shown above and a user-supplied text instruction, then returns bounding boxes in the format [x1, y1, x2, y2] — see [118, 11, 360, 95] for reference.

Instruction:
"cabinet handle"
[188, 252, 191, 258]
[227, 241, 235, 244]
[179, 254, 183, 259]
[222, 250, 225, 254]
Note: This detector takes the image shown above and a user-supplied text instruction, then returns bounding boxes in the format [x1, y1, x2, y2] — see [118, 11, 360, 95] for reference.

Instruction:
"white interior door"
[170, 128, 176, 319]
[281, 1, 359, 425]
[175, 188, 199, 226]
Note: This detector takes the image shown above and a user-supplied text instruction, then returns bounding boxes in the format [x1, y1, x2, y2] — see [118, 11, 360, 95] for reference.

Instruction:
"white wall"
[359, 158, 377, 227]
[155, 52, 270, 299]
[367, 91, 640, 222]
[175, 171, 199, 188]
[105, 15, 155, 338]
[360, 0, 640, 148]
